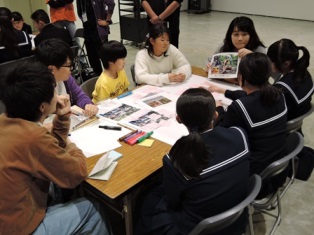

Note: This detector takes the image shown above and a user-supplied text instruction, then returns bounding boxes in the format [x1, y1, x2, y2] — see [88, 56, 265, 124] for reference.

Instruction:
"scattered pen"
[117, 91, 132, 99]
[99, 125, 122, 131]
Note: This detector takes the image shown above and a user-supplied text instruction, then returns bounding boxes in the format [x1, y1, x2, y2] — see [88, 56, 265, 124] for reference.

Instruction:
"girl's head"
[169, 88, 216, 179]
[222, 16, 264, 52]
[267, 38, 310, 81]
[176, 88, 216, 132]
[145, 23, 170, 57]
[0, 7, 18, 52]
[239, 52, 280, 103]
[12, 11, 24, 31]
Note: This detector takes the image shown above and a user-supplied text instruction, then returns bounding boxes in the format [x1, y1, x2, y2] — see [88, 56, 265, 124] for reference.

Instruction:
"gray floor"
[108, 11, 314, 235]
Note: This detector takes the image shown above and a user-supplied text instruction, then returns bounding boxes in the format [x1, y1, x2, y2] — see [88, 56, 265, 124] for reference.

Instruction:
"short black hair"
[0, 61, 56, 121]
[100, 40, 127, 69]
[12, 11, 23, 21]
[31, 9, 50, 24]
[36, 38, 74, 68]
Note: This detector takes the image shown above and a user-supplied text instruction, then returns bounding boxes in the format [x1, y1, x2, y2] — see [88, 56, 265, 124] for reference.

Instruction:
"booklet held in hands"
[208, 52, 239, 79]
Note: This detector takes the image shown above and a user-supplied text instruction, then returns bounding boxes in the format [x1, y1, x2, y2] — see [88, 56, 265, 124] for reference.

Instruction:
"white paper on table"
[88, 151, 118, 180]
[152, 118, 189, 145]
[69, 119, 130, 157]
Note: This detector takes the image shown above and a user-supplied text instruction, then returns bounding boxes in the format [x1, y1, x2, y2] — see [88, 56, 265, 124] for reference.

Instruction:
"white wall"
[211, 0, 314, 21]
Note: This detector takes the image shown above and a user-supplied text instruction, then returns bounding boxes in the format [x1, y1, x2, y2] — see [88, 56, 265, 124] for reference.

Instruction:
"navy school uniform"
[274, 72, 314, 120]
[135, 126, 250, 235]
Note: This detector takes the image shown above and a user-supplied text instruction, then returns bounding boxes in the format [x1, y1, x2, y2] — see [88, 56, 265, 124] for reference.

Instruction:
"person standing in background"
[46, 0, 77, 39]
[142, 0, 182, 48]
[77, 0, 115, 76]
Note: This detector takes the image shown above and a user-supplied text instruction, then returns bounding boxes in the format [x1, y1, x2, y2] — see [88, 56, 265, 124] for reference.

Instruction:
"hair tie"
[190, 126, 199, 133]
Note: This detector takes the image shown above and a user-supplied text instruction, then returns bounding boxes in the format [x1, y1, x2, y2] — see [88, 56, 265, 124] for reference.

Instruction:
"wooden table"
[82, 66, 206, 234]
[83, 139, 171, 235]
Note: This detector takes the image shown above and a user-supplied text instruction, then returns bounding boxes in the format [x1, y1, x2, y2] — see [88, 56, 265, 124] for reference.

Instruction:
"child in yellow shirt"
[92, 40, 130, 103]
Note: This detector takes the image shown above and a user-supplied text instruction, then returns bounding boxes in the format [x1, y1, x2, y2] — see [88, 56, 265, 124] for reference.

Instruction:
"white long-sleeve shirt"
[135, 45, 192, 86]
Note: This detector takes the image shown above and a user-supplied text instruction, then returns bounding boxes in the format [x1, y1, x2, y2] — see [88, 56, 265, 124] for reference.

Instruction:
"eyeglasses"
[61, 63, 75, 71]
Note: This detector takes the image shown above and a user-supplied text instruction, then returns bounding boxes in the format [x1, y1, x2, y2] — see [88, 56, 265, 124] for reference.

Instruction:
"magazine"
[100, 103, 140, 122]
[208, 52, 239, 79]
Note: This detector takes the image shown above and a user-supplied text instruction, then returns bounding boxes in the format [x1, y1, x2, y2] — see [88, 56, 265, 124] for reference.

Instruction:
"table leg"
[123, 194, 133, 235]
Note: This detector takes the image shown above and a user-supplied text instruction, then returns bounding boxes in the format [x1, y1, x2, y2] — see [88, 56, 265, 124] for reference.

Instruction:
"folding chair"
[189, 174, 262, 235]
[280, 103, 314, 198]
[73, 28, 90, 68]
[251, 131, 304, 235]
[130, 64, 139, 87]
[80, 76, 98, 99]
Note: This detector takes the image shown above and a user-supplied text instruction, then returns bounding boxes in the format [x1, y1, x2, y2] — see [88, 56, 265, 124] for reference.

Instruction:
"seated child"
[92, 40, 129, 103]
[12, 11, 32, 34]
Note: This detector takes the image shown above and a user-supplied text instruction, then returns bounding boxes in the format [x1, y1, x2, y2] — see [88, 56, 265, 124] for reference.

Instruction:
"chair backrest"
[80, 76, 98, 98]
[286, 103, 314, 133]
[189, 174, 261, 235]
[0, 55, 35, 73]
[260, 131, 304, 180]
[130, 64, 138, 86]
[74, 28, 84, 39]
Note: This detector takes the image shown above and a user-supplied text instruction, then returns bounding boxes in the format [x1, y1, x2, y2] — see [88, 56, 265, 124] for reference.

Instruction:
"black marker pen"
[99, 125, 122, 131]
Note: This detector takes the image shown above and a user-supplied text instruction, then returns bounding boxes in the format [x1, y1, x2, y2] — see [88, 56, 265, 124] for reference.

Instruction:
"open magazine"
[208, 52, 239, 79]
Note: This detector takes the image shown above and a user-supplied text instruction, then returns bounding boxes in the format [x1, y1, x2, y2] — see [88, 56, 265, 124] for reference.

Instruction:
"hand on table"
[84, 104, 99, 117]
[168, 73, 185, 83]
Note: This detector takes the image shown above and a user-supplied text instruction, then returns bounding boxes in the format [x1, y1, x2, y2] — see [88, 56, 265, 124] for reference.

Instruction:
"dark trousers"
[84, 36, 108, 75]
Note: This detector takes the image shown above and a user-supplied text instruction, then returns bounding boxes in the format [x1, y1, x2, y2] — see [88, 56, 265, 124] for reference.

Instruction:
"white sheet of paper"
[88, 162, 118, 180]
[89, 152, 111, 176]
[69, 119, 130, 157]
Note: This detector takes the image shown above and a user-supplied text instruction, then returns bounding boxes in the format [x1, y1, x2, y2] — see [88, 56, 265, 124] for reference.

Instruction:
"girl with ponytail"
[210, 53, 287, 176]
[267, 38, 313, 120]
[135, 88, 250, 234]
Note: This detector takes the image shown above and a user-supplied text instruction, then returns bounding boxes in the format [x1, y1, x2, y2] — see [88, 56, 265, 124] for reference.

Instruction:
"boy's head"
[36, 39, 74, 82]
[31, 9, 50, 32]
[100, 40, 127, 70]
[0, 61, 56, 122]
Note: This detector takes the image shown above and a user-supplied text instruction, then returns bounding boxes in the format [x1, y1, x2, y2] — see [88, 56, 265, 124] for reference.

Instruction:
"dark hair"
[221, 16, 265, 52]
[0, 61, 56, 121]
[0, 7, 19, 55]
[100, 40, 127, 69]
[239, 53, 280, 104]
[31, 9, 50, 24]
[12, 11, 23, 21]
[267, 38, 310, 82]
[169, 88, 216, 179]
[36, 38, 74, 68]
[144, 23, 170, 58]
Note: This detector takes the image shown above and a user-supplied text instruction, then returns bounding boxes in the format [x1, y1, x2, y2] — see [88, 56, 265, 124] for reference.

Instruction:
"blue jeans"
[32, 198, 111, 235]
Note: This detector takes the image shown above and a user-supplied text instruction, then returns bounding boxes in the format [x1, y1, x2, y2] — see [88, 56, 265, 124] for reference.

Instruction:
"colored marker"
[119, 130, 138, 141]
[117, 91, 132, 99]
[137, 131, 154, 143]
[126, 131, 146, 145]
[99, 125, 122, 131]
[124, 130, 141, 142]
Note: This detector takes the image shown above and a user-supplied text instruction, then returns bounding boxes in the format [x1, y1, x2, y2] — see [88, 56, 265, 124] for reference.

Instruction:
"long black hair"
[221, 16, 265, 52]
[239, 52, 280, 104]
[169, 88, 216, 179]
[0, 7, 19, 56]
[267, 38, 310, 82]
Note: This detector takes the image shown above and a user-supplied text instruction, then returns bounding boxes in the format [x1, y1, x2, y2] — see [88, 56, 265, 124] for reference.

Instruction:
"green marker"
[137, 131, 154, 143]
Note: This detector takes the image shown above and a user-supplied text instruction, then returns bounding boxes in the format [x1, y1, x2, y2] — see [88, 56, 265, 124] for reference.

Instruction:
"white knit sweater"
[134, 45, 192, 86]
